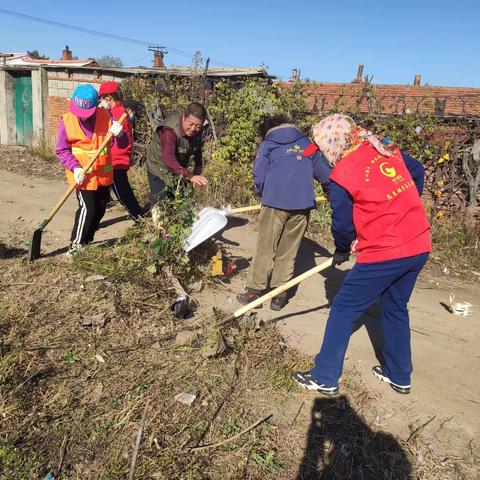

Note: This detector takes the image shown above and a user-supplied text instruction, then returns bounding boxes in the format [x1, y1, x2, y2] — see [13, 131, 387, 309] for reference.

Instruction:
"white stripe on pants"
[73, 190, 88, 244]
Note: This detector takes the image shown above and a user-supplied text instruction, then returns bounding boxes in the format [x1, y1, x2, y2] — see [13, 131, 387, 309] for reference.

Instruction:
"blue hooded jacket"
[253, 124, 331, 211]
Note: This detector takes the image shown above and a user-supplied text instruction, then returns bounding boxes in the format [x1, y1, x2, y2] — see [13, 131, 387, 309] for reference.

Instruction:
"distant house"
[1, 46, 98, 68]
[0, 45, 267, 147]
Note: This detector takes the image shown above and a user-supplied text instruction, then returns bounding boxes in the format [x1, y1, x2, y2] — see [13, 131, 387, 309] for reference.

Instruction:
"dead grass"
[26, 137, 57, 163]
[429, 213, 480, 277]
[128, 164, 151, 207]
[0, 145, 63, 180]
[1, 247, 478, 479]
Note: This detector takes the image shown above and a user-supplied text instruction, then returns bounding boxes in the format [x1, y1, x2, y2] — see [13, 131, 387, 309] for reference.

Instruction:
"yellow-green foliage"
[202, 79, 308, 207]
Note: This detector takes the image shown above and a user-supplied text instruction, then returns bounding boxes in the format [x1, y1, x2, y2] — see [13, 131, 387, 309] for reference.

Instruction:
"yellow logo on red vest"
[379, 162, 397, 178]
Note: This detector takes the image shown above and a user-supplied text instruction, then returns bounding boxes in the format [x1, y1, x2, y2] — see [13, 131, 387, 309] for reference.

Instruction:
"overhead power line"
[0, 7, 236, 68]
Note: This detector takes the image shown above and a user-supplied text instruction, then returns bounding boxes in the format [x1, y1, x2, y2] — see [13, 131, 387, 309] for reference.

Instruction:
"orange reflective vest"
[63, 108, 113, 190]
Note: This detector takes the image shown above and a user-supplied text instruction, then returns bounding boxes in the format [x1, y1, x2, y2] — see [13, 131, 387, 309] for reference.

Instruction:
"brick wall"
[47, 96, 70, 138]
[288, 81, 480, 116]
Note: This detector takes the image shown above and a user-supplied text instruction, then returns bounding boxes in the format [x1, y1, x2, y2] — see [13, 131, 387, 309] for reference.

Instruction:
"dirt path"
[1, 162, 478, 463]
[196, 215, 480, 459]
[0, 169, 133, 256]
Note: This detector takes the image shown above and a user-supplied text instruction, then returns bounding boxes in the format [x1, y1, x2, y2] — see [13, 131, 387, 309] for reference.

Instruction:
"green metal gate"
[15, 76, 33, 146]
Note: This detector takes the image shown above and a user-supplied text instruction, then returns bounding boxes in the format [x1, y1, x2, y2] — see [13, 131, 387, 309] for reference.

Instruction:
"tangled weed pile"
[73, 185, 215, 283]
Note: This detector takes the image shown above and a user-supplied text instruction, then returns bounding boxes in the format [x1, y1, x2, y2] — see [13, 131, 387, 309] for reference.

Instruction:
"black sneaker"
[270, 293, 288, 311]
[372, 366, 411, 394]
[293, 371, 339, 397]
[237, 288, 262, 305]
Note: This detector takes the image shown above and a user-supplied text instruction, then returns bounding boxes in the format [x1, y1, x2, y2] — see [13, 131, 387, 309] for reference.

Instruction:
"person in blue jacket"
[237, 115, 331, 310]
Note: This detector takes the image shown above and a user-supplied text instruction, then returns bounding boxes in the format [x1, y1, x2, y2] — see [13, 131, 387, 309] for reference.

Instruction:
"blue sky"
[1, 1, 479, 86]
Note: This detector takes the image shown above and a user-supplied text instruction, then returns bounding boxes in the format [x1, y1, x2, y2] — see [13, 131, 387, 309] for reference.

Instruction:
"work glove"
[332, 248, 350, 266]
[73, 167, 86, 185]
[108, 121, 123, 137]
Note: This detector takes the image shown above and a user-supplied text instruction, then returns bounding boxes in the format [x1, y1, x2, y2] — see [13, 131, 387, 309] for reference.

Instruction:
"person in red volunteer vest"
[293, 114, 431, 396]
[98, 81, 143, 220]
[55, 84, 123, 256]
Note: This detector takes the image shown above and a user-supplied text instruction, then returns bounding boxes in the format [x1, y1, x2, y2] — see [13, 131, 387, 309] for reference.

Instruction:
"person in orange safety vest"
[55, 84, 124, 256]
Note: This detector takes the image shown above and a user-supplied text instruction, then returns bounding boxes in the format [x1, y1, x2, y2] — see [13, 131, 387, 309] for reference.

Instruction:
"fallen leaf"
[91, 382, 104, 403]
[80, 312, 106, 328]
[85, 274, 107, 282]
[95, 354, 106, 363]
[174, 392, 196, 406]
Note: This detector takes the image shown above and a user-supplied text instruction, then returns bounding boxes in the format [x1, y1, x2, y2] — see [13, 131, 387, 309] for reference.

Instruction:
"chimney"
[153, 50, 165, 69]
[352, 64, 364, 83]
[290, 68, 301, 81]
[413, 74, 422, 86]
[62, 45, 73, 61]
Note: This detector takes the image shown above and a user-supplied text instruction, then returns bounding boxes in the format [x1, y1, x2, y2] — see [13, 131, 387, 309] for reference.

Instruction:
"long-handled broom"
[28, 112, 127, 261]
[219, 257, 334, 326]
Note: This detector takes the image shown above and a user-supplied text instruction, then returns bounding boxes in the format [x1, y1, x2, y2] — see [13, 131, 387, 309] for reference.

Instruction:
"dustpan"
[184, 209, 228, 252]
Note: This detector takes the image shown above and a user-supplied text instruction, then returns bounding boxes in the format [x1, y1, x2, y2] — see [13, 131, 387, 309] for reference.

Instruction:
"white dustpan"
[184, 197, 326, 253]
[197, 206, 228, 218]
[184, 209, 228, 252]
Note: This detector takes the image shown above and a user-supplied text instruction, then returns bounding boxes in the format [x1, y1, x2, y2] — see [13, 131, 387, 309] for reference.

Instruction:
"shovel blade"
[185, 210, 228, 252]
[28, 218, 50, 261]
[28, 228, 43, 261]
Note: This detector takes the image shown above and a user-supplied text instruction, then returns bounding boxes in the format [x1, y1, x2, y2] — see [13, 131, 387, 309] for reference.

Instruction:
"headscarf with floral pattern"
[312, 114, 393, 166]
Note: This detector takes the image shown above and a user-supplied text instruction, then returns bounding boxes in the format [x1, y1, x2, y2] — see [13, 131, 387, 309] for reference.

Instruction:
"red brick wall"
[48, 96, 70, 138]
[287, 82, 480, 116]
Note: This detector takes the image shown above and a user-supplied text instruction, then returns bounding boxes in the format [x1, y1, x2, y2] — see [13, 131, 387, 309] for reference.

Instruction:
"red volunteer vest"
[330, 142, 431, 263]
[110, 104, 133, 170]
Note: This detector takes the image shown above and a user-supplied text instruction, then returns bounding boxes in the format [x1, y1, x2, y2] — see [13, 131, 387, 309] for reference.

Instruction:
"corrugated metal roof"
[0, 56, 269, 78]
[79, 65, 269, 77]
[1, 52, 96, 67]
[6, 57, 96, 68]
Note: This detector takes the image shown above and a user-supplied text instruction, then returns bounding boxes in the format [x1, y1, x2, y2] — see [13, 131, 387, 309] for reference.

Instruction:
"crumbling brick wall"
[299, 82, 480, 116]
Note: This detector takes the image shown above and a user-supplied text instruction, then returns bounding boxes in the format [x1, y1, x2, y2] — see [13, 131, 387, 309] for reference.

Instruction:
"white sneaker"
[293, 371, 339, 397]
[372, 366, 411, 394]
[66, 243, 86, 257]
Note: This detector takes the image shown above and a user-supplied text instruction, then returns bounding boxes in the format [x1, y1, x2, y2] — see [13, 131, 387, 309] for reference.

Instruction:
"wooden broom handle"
[219, 258, 333, 325]
[46, 112, 127, 221]
[229, 196, 326, 215]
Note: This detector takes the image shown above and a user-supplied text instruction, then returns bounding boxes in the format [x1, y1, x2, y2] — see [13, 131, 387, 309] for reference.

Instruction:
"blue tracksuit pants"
[310, 252, 429, 387]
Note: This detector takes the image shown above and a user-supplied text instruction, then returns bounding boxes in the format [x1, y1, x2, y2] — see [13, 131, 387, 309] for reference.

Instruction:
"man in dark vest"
[146, 102, 208, 204]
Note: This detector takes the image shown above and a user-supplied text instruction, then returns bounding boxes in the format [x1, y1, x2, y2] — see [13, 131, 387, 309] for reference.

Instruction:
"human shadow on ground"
[289, 237, 343, 304]
[296, 396, 412, 480]
[213, 216, 250, 247]
[98, 214, 131, 229]
[0, 243, 27, 259]
[43, 238, 119, 258]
